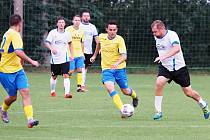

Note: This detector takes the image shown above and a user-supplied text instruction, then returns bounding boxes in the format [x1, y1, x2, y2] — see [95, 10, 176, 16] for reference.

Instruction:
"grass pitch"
[0, 72, 209, 140]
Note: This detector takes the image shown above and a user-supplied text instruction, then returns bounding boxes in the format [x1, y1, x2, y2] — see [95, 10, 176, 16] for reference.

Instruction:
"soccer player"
[45, 16, 73, 98]
[79, 9, 99, 92]
[0, 14, 39, 128]
[90, 20, 139, 116]
[66, 15, 85, 92]
[151, 20, 210, 120]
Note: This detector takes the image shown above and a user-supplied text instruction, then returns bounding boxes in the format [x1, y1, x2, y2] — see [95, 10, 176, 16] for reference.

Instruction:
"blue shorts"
[102, 68, 128, 89]
[70, 57, 84, 71]
[0, 69, 29, 96]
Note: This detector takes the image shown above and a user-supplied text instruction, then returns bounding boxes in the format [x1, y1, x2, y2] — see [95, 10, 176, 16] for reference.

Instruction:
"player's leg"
[174, 67, 209, 119]
[0, 72, 18, 123]
[62, 62, 72, 98]
[81, 54, 92, 90]
[16, 69, 39, 128]
[153, 65, 171, 120]
[102, 70, 123, 111]
[153, 76, 168, 120]
[50, 64, 59, 97]
[76, 57, 85, 92]
[182, 86, 209, 119]
[115, 69, 139, 108]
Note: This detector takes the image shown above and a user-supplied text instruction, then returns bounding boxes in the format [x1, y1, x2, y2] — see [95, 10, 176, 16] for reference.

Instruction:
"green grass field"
[0, 72, 210, 140]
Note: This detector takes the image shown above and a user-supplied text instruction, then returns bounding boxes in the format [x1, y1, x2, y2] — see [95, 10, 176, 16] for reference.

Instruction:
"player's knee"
[121, 88, 130, 95]
[183, 87, 193, 97]
[63, 74, 69, 78]
[155, 81, 164, 90]
[52, 76, 57, 80]
[76, 68, 82, 73]
[9, 96, 17, 102]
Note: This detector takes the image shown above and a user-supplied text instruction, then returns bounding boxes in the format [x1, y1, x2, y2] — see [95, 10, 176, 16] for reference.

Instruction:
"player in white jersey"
[78, 9, 99, 92]
[151, 20, 209, 120]
[45, 17, 73, 98]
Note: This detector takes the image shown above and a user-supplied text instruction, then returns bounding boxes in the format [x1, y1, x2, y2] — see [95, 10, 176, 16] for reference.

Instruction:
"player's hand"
[31, 60, 39, 67]
[51, 47, 57, 55]
[154, 56, 165, 63]
[70, 57, 74, 61]
[90, 56, 96, 63]
[111, 63, 118, 69]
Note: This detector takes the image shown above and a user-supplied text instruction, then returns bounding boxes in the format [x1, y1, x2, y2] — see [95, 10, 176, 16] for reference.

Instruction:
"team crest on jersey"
[156, 44, 166, 50]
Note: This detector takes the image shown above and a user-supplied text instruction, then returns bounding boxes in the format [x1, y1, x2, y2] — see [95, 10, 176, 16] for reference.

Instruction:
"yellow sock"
[77, 73, 82, 86]
[24, 105, 33, 120]
[130, 89, 137, 99]
[2, 102, 9, 112]
[110, 91, 123, 110]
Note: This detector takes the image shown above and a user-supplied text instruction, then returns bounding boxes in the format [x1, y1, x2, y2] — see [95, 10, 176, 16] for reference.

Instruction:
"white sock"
[155, 96, 163, 112]
[64, 78, 70, 95]
[81, 68, 86, 86]
[50, 77, 57, 93]
[198, 98, 206, 108]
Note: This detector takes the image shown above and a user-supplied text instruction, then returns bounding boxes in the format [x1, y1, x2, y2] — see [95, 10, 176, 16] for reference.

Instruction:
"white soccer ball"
[121, 104, 135, 118]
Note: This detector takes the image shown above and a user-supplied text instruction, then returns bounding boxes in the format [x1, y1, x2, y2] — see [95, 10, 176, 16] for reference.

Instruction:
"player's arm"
[111, 53, 127, 69]
[15, 50, 39, 67]
[44, 41, 57, 55]
[111, 36, 127, 69]
[154, 44, 180, 63]
[90, 41, 100, 63]
[69, 42, 74, 61]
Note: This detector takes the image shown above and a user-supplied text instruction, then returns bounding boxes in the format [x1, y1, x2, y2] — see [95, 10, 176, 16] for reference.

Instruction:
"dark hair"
[73, 15, 81, 20]
[151, 20, 166, 29]
[9, 14, 22, 26]
[56, 16, 65, 23]
[106, 20, 118, 28]
[81, 9, 91, 16]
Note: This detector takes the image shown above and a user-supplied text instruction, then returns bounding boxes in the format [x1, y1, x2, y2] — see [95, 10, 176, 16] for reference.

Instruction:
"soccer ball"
[121, 104, 135, 118]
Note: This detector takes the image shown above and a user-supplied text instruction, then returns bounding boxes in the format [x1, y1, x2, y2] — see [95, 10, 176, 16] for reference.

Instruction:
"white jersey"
[46, 29, 72, 64]
[80, 22, 98, 54]
[155, 30, 186, 71]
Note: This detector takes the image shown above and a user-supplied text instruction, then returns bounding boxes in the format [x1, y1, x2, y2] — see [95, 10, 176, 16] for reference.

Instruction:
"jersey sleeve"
[118, 36, 127, 54]
[12, 33, 23, 50]
[93, 25, 98, 37]
[169, 31, 180, 46]
[46, 30, 53, 44]
[66, 31, 72, 43]
[81, 30, 84, 43]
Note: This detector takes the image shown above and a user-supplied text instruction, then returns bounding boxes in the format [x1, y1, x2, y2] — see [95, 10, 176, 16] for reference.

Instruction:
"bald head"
[151, 20, 167, 38]
[151, 20, 166, 29]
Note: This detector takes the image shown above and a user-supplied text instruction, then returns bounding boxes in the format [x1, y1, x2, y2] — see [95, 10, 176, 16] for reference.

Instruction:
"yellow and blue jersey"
[99, 33, 127, 70]
[0, 28, 23, 73]
[65, 26, 84, 58]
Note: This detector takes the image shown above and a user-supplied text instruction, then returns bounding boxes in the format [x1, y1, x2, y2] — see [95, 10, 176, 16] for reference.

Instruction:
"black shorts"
[84, 53, 93, 68]
[158, 65, 190, 87]
[51, 62, 70, 76]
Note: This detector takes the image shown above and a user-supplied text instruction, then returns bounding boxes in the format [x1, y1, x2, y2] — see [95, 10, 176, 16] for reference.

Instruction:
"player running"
[66, 15, 85, 92]
[91, 20, 139, 116]
[78, 9, 99, 92]
[45, 16, 73, 98]
[151, 20, 210, 120]
[0, 14, 39, 128]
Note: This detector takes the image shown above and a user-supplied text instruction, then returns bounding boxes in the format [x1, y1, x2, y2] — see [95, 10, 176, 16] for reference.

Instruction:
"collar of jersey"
[159, 30, 168, 39]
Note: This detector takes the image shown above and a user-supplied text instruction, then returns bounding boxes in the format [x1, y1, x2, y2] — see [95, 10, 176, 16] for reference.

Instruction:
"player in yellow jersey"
[66, 15, 85, 92]
[90, 20, 139, 117]
[0, 14, 39, 128]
